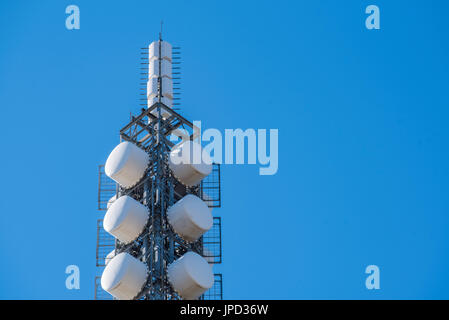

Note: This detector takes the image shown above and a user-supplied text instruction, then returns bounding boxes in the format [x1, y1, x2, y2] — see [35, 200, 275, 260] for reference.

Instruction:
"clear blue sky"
[1, 0, 449, 299]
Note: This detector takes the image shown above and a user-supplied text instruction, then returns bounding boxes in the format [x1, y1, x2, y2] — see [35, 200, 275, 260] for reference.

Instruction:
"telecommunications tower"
[94, 34, 223, 300]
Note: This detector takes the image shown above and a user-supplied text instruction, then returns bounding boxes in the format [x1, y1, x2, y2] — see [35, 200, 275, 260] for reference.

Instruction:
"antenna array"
[94, 38, 223, 300]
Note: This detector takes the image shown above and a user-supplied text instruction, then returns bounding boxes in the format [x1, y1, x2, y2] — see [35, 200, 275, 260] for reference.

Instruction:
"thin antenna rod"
[159, 20, 163, 41]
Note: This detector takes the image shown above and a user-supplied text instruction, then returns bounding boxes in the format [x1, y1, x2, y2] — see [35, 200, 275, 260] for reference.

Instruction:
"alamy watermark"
[169, 121, 279, 176]
[365, 5, 380, 30]
[65, 5, 80, 30]
[65, 265, 80, 290]
[365, 265, 380, 290]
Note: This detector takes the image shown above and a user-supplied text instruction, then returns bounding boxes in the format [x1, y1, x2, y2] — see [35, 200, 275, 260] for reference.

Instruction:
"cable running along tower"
[94, 35, 223, 300]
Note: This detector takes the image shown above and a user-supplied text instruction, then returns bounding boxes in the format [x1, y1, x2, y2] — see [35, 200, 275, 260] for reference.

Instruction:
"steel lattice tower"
[94, 35, 223, 300]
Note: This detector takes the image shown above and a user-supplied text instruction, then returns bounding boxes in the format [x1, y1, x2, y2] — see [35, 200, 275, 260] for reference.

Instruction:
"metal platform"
[201, 164, 221, 208]
[203, 217, 222, 264]
[201, 274, 223, 300]
[94, 276, 112, 300]
[96, 219, 115, 267]
[97, 165, 117, 211]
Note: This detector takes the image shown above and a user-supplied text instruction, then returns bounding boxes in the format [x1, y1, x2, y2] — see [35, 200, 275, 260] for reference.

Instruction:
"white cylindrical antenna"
[103, 195, 149, 244]
[169, 141, 213, 186]
[105, 141, 149, 188]
[167, 194, 213, 242]
[101, 252, 148, 300]
[167, 251, 214, 300]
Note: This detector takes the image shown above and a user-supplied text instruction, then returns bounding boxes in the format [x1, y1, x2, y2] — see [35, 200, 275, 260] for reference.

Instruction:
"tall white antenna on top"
[145, 30, 173, 119]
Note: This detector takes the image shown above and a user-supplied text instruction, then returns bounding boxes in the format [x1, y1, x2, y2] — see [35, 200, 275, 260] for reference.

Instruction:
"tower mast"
[95, 35, 223, 300]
